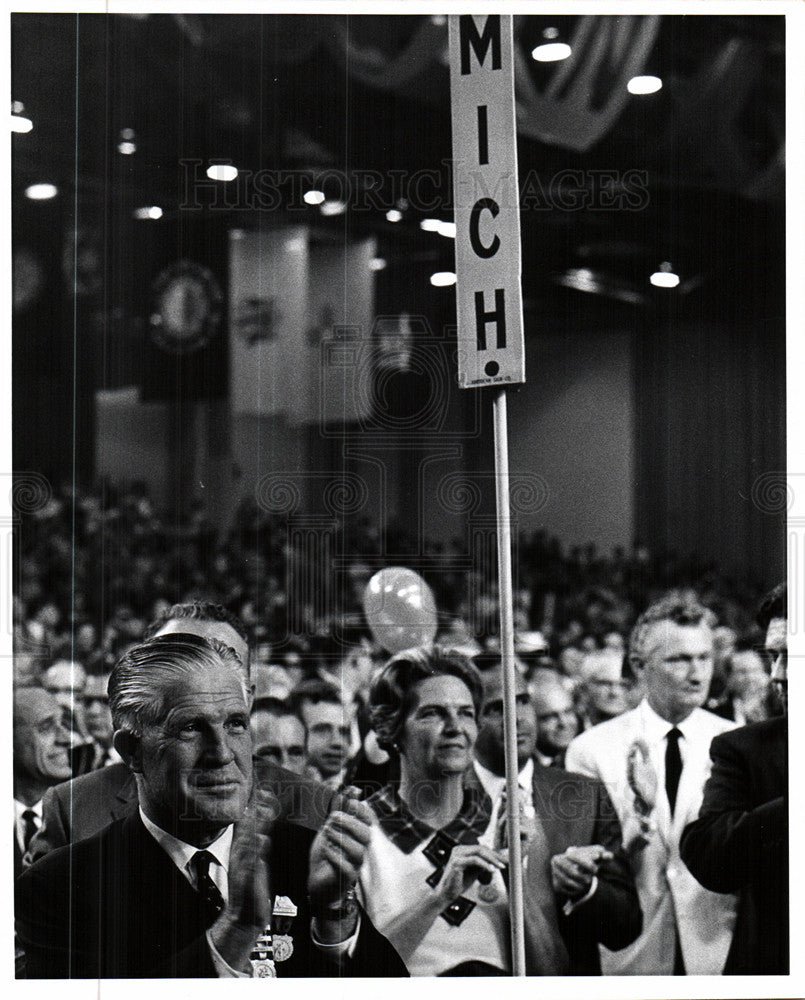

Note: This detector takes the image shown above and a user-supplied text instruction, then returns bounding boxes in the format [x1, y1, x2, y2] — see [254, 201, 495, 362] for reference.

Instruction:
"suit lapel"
[104, 813, 212, 976]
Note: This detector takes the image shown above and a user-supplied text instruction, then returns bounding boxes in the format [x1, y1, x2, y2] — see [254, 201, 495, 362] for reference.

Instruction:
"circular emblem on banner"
[149, 260, 222, 355]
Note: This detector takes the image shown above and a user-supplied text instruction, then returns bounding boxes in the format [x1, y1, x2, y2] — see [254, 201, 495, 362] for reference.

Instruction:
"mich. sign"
[449, 14, 526, 389]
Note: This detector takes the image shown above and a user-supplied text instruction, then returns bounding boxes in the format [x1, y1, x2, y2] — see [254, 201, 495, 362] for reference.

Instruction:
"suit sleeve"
[23, 785, 69, 867]
[680, 732, 786, 893]
[559, 781, 642, 953]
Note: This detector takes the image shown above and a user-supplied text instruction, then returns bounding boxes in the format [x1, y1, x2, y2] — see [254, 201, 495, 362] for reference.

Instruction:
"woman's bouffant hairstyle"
[109, 632, 245, 736]
[369, 646, 483, 754]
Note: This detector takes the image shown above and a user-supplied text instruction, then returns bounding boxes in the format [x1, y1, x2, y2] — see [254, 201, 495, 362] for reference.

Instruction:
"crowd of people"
[12, 480, 788, 978]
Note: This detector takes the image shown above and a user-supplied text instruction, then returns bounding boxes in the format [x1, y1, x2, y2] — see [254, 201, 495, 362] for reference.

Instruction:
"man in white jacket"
[565, 590, 737, 975]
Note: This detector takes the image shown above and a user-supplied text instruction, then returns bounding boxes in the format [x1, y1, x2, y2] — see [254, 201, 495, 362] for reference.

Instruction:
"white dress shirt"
[14, 798, 43, 855]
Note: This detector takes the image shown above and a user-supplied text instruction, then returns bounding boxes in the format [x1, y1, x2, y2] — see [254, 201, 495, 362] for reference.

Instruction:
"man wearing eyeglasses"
[680, 582, 788, 975]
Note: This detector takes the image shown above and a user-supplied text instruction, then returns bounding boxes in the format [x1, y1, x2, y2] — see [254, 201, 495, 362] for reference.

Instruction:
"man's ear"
[113, 730, 143, 773]
[627, 655, 644, 682]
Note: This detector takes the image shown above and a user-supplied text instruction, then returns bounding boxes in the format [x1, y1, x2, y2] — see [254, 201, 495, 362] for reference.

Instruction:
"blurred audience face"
[75, 623, 97, 656]
[637, 620, 714, 724]
[14, 688, 72, 794]
[582, 651, 630, 722]
[558, 646, 584, 678]
[726, 650, 768, 699]
[250, 709, 307, 774]
[299, 700, 351, 779]
[476, 671, 537, 771]
[43, 661, 87, 726]
[532, 682, 578, 758]
[83, 677, 113, 748]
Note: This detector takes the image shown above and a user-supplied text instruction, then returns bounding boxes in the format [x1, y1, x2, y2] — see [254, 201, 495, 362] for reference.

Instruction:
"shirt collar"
[637, 697, 701, 743]
[14, 799, 43, 822]
[472, 756, 533, 797]
[139, 807, 234, 879]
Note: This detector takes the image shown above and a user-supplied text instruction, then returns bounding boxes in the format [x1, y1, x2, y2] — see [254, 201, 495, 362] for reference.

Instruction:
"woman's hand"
[437, 843, 507, 902]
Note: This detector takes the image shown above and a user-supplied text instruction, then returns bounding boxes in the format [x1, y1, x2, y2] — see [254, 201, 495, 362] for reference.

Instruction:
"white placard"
[449, 14, 526, 389]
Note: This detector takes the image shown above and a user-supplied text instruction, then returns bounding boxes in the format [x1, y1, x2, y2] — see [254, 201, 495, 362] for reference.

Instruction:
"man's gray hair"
[109, 633, 246, 736]
[628, 589, 716, 669]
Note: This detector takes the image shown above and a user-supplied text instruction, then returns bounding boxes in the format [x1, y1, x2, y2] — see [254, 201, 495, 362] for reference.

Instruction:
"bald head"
[531, 676, 578, 759]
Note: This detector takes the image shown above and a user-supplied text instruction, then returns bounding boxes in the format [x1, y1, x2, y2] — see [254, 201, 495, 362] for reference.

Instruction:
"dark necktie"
[191, 850, 226, 917]
[21, 809, 38, 852]
[665, 727, 683, 816]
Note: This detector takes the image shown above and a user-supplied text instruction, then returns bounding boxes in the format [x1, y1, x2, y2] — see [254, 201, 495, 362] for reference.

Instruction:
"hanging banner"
[304, 237, 375, 426]
[448, 14, 526, 388]
[229, 226, 309, 416]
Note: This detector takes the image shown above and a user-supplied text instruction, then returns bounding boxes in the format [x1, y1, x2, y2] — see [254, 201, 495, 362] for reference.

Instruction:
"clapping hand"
[550, 844, 613, 899]
[627, 738, 657, 814]
[308, 786, 372, 938]
[209, 788, 275, 971]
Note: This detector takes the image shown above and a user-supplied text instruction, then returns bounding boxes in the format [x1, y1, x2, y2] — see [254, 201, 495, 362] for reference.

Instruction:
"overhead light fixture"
[542, 27, 560, 40]
[133, 206, 163, 220]
[532, 42, 572, 63]
[319, 199, 346, 216]
[553, 267, 645, 305]
[12, 101, 32, 132]
[303, 189, 325, 206]
[437, 221, 456, 239]
[369, 257, 387, 272]
[11, 114, 33, 133]
[627, 75, 663, 95]
[430, 271, 456, 287]
[386, 209, 403, 223]
[420, 218, 442, 232]
[206, 163, 238, 182]
[117, 141, 136, 155]
[650, 262, 680, 288]
[25, 183, 58, 200]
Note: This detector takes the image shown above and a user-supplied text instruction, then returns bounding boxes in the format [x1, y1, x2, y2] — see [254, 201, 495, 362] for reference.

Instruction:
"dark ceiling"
[11, 12, 786, 315]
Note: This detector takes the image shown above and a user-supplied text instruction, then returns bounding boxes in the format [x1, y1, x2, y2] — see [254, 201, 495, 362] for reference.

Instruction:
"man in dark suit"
[25, 603, 334, 865]
[471, 667, 641, 974]
[680, 582, 788, 975]
[13, 687, 72, 878]
[17, 633, 406, 978]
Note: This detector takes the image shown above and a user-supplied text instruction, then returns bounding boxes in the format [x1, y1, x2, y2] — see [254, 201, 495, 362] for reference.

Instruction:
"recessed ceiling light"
[420, 218, 442, 232]
[117, 141, 136, 155]
[532, 42, 572, 63]
[430, 271, 457, 287]
[133, 206, 163, 220]
[386, 209, 403, 223]
[11, 114, 33, 133]
[206, 164, 238, 182]
[437, 221, 456, 239]
[303, 189, 325, 206]
[369, 258, 387, 271]
[25, 183, 58, 200]
[320, 199, 347, 216]
[650, 262, 680, 288]
[627, 75, 663, 95]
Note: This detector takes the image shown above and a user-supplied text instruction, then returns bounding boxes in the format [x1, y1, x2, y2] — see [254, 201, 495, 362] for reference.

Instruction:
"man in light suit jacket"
[565, 590, 737, 975]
